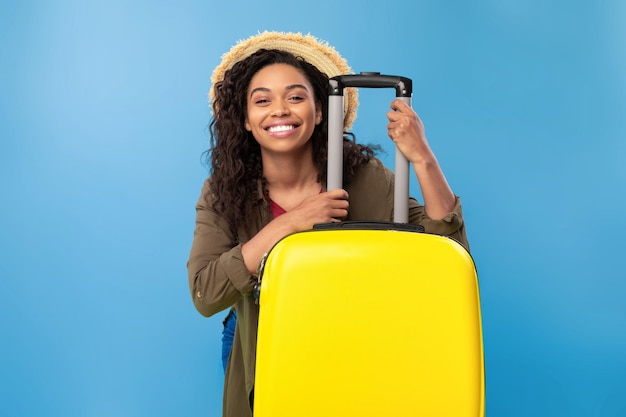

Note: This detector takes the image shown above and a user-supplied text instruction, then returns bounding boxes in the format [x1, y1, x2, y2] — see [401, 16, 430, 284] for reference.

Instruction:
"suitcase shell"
[255, 230, 484, 416]
[253, 74, 485, 417]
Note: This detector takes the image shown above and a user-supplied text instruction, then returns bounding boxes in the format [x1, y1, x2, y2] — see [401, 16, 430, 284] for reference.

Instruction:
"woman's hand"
[286, 188, 349, 230]
[241, 188, 349, 274]
[386, 99, 457, 220]
[386, 99, 435, 165]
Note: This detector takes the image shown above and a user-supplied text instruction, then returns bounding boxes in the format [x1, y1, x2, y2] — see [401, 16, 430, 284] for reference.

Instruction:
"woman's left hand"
[386, 99, 457, 220]
[386, 99, 434, 164]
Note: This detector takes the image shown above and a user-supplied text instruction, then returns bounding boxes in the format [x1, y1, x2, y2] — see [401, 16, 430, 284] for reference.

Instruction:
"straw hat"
[210, 31, 358, 130]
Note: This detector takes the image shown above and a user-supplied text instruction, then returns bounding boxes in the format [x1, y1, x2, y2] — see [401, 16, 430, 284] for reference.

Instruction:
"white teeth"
[268, 125, 295, 133]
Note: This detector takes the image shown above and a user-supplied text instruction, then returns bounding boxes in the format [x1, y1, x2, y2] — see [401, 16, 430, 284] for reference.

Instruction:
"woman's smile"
[266, 123, 300, 136]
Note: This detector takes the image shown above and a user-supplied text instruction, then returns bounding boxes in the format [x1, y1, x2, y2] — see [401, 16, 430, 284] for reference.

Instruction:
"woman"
[188, 31, 468, 417]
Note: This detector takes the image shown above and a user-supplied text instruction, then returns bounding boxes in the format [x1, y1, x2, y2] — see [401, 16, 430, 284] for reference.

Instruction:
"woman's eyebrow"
[249, 84, 310, 98]
[249, 87, 270, 98]
[284, 84, 309, 91]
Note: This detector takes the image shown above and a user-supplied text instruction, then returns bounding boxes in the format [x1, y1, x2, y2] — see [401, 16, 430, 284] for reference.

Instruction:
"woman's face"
[245, 63, 322, 158]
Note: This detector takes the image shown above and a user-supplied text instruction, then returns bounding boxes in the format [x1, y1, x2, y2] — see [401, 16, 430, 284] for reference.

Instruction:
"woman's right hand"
[286, 188, 350, 231]
[241, 188, 349, 274]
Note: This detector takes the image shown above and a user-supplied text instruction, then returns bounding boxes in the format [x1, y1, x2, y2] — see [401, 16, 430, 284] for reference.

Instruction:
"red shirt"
[270, 200, 287, 218]
[269, 188, 322, 218]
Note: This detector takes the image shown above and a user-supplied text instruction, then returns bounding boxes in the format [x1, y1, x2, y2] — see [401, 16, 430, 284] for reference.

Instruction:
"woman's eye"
[254, 98, 269, 105]
[289, 95, 304, 102]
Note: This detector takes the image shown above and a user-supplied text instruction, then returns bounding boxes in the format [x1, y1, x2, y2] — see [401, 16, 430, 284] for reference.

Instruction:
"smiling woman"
[186, 31, 468, 417]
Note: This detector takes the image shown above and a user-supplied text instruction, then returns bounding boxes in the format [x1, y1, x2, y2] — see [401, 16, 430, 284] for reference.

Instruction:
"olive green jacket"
[187, 158, 469, 417]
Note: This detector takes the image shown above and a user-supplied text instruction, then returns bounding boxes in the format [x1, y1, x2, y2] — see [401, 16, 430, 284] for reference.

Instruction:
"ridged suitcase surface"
[254, 230, 484, 417]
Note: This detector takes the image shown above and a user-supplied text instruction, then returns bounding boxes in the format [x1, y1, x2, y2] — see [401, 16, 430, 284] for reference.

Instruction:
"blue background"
[1, 0, 624, 416]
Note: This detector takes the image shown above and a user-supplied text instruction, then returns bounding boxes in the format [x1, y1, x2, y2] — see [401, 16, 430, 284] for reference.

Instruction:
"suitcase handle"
[329, 72, 412, 97]
[327, 73, 413, 223]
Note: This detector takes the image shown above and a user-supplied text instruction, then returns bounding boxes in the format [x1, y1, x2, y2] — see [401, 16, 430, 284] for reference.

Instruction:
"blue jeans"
[221, 308, 237, 372]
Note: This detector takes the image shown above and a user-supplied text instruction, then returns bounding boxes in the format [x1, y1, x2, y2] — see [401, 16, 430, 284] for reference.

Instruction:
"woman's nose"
[270, 101, 289, 116]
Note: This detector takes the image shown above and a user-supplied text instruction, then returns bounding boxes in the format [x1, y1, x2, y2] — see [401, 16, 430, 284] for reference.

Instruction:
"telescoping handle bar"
[327, 72, 413, 223]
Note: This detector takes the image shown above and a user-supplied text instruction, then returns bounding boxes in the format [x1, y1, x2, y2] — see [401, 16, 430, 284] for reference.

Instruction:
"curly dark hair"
[206, 48, 378, 234]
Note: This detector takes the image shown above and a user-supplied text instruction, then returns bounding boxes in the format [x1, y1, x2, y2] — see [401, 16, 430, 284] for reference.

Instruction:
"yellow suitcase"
[254, 229, 484, 416]
[254, 74, 485, 417]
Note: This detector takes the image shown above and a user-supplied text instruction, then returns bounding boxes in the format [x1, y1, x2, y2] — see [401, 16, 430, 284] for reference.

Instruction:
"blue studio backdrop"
[1, 1, 624, 416]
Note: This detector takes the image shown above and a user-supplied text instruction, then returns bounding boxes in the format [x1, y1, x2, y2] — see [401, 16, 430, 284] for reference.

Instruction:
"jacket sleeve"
[348, 159, 470, 252]
[187, 180, 257, 317]
[409, 195, 470, 252]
